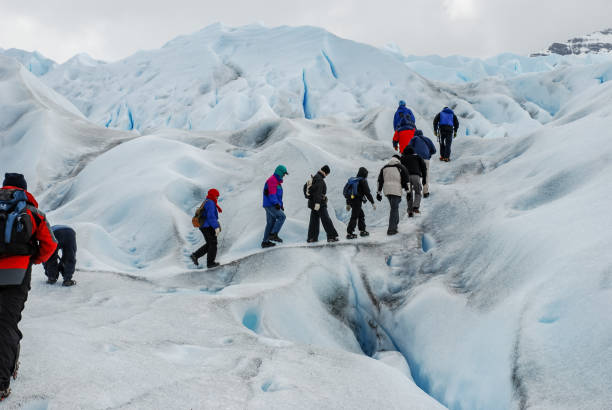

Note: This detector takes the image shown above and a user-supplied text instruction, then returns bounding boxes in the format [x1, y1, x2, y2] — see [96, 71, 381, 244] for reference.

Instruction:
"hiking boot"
[346, 233, 358, 240]
[439, 156, 444, 161]
[408, 212, 414, 218]
[190, 253, 199, 266]
[261, 241, 276, 248]
[306, 238, 318, 243]
[423, 192, 429, 198]
[387, 230, 398, 235]
[207, 262, 220, 269]
[0, 387, 10, 401]
[327, 237, 339, 243]
[269, 233, 283, 243]
[444, 158, 450, 162]
[413, 208, 420, 214]
[359, 231, 370, 237]
[46, 278, 57, 284]
[62, 279, 77, 287]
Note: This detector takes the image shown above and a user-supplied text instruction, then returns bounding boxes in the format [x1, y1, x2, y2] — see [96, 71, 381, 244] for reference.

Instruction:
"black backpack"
[0, 190, 35, 257]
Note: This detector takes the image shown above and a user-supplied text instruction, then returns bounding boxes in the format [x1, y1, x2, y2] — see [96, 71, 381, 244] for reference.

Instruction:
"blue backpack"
[397, 110, 415, 130]
[0, 189, 35, 257]
[343, 177, 362, 200]
[439, 108, 454, 126]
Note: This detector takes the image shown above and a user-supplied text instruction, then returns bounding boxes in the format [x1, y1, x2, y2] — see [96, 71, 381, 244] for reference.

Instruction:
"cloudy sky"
[1, 0, 611, 63]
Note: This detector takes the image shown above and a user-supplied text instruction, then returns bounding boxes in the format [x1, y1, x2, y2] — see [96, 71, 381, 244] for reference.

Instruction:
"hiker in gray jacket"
[376, 155, 409, 235]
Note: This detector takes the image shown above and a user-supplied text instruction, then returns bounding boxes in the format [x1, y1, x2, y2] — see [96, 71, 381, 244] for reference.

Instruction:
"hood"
[442, 107, 454, 114]
[357, 167, 368, 178]
[387, 157, 401, 166]
[414, 129, 423, 137]
[0, 187, 39, 208]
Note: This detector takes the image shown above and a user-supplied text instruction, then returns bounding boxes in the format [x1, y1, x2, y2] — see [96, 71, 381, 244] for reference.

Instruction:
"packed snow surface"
[1, 23, 612, 409]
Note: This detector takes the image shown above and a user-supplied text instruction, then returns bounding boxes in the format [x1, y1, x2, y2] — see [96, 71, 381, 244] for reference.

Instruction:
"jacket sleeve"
[310, 178, 323, 204]
[453, 114, 459, 131]
[205, 201, 220, 229]
[31, 210, 58, 264]
[393, 111, 400, 131]
[398, 164, 409, 189]
[377, 169, 384, 193]
[433, 113, 440, 131]
[266, 179, 280, 206]
[419, 158, 427, 180]
[362, 180, 374, 203]
[426, 137, 437, 155]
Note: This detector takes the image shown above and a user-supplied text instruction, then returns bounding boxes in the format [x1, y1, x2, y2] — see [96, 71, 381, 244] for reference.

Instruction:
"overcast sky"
[1, 0, 611, 63]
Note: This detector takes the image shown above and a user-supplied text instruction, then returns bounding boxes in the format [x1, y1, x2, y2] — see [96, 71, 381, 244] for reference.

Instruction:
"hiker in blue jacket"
[433, 107, 459, 162]
[262, 165, 288, 248]
[393, 100, 417, 153]
[408, 129, 437, 197]
[190, 189, 222, 268]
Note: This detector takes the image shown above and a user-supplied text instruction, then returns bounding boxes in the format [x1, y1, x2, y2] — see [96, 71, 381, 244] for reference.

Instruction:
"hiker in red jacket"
[0, 173, 57, 400]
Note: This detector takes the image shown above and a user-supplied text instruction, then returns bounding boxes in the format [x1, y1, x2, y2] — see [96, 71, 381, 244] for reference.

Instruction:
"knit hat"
[3, 173, 27, 190]
[399, 100, 406, 107]
[403, 146, 415, 155]
[321, 165, 331, 175]
[274, 165, 289, 177]
[207, 189, 220, 199]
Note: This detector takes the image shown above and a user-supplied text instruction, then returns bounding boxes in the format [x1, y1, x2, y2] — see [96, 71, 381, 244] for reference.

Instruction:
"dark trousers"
[347, 199, 366, 234]
[308, 206, 338, 241]
[0, 264, 30, 390]
[440, 133, 453, 159]
[387, 195, 401, 233]
[43, 228, 77, 281]
[193, 227, 218, 267]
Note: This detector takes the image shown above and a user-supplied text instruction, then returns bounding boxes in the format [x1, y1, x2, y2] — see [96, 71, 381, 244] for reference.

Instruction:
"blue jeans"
[263, 206, 286, 242]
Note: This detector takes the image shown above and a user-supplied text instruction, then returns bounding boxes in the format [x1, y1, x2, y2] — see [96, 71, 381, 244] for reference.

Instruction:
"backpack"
[439, 109, 454, 126]
[397, 110, 415, 130]
[303, 175, 314, 199]
[343, 177, 362, 200]
[0, 190, 35, 257]
[191, 201, 205, 228]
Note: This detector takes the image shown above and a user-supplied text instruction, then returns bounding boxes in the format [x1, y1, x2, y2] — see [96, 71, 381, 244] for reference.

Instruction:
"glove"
[453, 131, 457, 138]
[422, 179, 426, 186]
[346, 204, 351, 212]
[275, 204, 281, 210]
[376, 192, 382, 202]
[281, 205, 285, 211]
[218, 222, 222, 233]
[434, 130, 439, 137]
[393, 141, 399, 151]
[215, 227, 221, 236]
[314, 203, 321, 211]
[371, 202, 377, 210]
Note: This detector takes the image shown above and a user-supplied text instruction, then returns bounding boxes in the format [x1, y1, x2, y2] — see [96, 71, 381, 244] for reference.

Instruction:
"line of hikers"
[190, 103, 459, 268]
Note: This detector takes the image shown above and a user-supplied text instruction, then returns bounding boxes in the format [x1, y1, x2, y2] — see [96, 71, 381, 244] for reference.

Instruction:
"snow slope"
[1, 25, 612, 409]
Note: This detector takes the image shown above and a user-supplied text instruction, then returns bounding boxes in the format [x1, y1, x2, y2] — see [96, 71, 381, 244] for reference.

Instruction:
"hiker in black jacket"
[345, 167, 376, 239]
[307, 165, 339, 243]
[401, 146, 427, 217]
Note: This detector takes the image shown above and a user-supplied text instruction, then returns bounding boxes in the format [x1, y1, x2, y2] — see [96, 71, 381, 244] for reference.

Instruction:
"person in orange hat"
[190, 189, 222, 269]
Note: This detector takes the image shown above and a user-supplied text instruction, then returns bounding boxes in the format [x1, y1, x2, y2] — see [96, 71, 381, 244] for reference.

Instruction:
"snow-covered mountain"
[1, 24, 612, 409]
[532, 28, 612, 56]
[0, 47, 56, 76]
